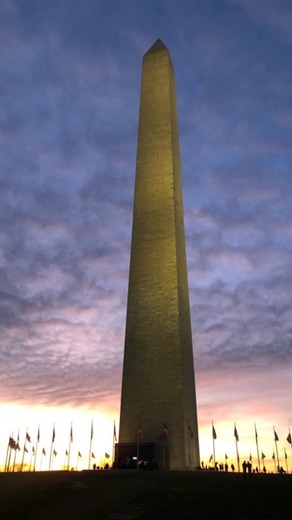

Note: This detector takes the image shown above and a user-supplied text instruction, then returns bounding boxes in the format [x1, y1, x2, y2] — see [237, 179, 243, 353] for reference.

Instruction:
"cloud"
[233, 0, 292, 44]
[197, 362, 292, 425]
[0, 0, 290, 417]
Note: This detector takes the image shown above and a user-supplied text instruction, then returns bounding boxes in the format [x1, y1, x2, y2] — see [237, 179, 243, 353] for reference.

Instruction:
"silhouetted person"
[247, 461, 252, 474]
[263, 466, 266, 474]
[225, 463, 229, 472]
[242, 460, 247, 473]
[231, 463, 235, 472]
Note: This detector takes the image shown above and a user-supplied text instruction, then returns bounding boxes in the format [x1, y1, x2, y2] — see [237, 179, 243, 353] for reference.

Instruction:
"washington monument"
[117, 39, 200, 470]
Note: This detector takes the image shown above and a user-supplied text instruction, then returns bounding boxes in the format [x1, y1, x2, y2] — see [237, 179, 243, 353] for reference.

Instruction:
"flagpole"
[34, 425, 40, 471]
[21, 428, 28, 472]
[288, 428, 292, 452]
[29, 449, 34, 472]
[273, 426, 280, 470]
[254, 423, 261, 472]
[67, 422, 73, 471]
[284, 449, 288, 473]
[6, 435, 15, 472]
[272, 451, 276, 471]
[49, 423, 55, 471]
[7, 439, 13, 472]
[112, 420, 117, 468]
[6, 436, 18, 472]
[236, 438, 240, 472]
[4, 435, 12, 472]
[88, 420, 93, 470]
[5, 438, 10, 472]
[49, 443, 53, 471]
[52, 450, 55, 470]
[212, 422, 216, 468]
[12, 430, 19, 472]
[261, 452, 266, 471]
[12, 443, 16, 473]
[234, 423, 240, 472]
[77, 452, 80, 471]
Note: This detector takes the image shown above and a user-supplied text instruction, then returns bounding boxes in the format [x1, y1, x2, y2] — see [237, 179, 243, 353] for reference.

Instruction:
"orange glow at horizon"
[198, 419, 291, 474]
[0, 403, 119, 473]
[1, 401, 291, 474]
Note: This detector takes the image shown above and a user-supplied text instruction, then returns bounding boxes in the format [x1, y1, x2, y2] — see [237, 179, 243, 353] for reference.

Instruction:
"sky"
[0, 0, 291, 472]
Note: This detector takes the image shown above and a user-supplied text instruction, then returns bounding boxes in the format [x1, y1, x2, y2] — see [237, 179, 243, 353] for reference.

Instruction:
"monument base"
[114, 442, 169, 470]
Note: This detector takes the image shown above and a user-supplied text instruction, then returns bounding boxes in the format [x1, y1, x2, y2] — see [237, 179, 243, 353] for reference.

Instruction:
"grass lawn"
[0, 469, 290, 519]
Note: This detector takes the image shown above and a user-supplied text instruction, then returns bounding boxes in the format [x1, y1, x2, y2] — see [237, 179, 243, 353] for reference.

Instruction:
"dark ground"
[0, 469, 290, 520]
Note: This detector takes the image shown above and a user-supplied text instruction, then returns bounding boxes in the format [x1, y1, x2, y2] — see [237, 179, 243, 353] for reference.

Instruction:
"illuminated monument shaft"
[118, 39, 200, 470]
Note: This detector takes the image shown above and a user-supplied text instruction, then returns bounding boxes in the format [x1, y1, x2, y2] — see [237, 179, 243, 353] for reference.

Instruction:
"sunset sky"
[0, 0, 291, 472]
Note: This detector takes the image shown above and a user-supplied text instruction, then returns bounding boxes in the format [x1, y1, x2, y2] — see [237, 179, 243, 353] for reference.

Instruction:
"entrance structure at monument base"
[115, 442, 169, 471]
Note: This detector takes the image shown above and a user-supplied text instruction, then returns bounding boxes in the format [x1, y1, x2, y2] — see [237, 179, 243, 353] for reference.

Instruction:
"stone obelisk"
[117, 39, 200, 470]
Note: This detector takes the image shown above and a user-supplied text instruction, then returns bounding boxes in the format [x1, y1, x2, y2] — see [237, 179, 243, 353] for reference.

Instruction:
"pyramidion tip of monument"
[145, 38, 169, 56]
